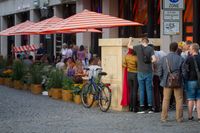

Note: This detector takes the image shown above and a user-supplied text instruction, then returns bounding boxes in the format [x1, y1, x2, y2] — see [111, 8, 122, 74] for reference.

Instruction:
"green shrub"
[12, 61, 25, 80]
[72, 86, 81, 95]
[62, 76, 74, 90]
[30, 64, 44, 84]
[46, 68, 64, 89]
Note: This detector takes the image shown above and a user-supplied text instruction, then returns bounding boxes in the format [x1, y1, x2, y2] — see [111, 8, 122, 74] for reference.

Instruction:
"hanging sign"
[163, 0, 184, 10]
[163, 21, 180, 35]
[163, 10, 180, 21]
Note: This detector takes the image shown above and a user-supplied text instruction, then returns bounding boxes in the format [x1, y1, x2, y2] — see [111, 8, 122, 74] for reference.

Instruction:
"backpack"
[141, 45, 151, 64]
[166, 58, 182, 88]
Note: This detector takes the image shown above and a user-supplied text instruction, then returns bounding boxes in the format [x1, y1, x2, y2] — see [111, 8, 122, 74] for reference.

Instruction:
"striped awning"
[13, 45, 39, 53]
[44, 9, 143, 33]
[16, 16, 102, 35]
[0, 21, 35, 36]
[16, 16, 64, 35]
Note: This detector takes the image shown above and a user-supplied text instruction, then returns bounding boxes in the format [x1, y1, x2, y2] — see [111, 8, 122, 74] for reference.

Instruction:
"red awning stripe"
[44, 9, 143, 32]
[0, 21, 35, 36]
[13, 45, 39, 53]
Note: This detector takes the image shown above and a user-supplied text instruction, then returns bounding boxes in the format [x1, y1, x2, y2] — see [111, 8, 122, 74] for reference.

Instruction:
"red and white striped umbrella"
[16, 16, 102, 35]
[16, 16, 64, 35]
[13, 45, 39, 53]
[44, 9, 143, 33]
[0, 21, 35, 36]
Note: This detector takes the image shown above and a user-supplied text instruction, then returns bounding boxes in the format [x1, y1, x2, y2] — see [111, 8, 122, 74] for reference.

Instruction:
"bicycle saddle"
[98, 72, 107, 76]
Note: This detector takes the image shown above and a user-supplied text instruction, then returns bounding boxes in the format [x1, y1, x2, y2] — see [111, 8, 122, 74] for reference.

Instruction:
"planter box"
[62, 90, 73, 102]
[48, 89, 52, 97]
[73, 95, 81, 104]
[31, 84, 42, 94]
[0, 77, 5, 85]
[51, 88, 62, 99]
[13, 80, 23, 89]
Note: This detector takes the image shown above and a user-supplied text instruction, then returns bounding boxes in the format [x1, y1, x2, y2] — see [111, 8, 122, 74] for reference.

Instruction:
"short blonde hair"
[191, 43, 199, 53]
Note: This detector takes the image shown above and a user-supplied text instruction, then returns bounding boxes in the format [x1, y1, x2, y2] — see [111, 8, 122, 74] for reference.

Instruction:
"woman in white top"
[61, 43, 73, 62]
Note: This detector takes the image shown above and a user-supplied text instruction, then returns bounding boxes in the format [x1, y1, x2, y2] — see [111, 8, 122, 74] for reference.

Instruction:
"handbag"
[166, 58, 181, 88]
[141, 45, 151, 64]
[193, 57, 200, 86]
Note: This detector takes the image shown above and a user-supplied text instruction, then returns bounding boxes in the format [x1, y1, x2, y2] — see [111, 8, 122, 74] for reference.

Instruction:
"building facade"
[0, 0, 198, 58]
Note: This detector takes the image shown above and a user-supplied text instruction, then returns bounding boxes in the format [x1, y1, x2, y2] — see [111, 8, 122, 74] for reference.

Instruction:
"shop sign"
[163, 0, 184, 10]
[163, 10, 180, 21]
[163, 21, 180, 35]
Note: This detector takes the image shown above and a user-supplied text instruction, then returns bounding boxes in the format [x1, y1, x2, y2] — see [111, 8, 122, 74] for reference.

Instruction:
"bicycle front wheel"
[81, 83, 95, 108]
[99, 85, 112, 112]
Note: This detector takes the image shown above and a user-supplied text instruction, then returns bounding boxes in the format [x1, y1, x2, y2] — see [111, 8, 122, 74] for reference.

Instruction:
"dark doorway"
[20, 12, 30, 46]
[91, 0, 102, 57]
[39, 7, 54, 63]
[6, 15, 15, 59]
[62, 3, 76, 46]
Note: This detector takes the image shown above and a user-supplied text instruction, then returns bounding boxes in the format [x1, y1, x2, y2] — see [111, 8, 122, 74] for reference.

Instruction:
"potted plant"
[30, 64, 44, 94]
[0, 59, 8, 85]
[46, 68, 64, 99]
[3, 68, 13, 87]
[72, 85, 82, 104]
[12, 60, 24, 89]
[62, 77, 74, 102]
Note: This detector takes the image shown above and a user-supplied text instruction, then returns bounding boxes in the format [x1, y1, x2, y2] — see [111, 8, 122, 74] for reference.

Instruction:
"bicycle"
[81, 68, 112, 112]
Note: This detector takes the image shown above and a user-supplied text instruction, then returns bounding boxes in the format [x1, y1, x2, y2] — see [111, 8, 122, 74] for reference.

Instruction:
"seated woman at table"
[65, 57, 76, 78]
[73, 61, 86, 83]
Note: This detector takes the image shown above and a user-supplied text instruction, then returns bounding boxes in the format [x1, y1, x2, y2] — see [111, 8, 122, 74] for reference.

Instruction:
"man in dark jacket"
[158, 42, 186, 122]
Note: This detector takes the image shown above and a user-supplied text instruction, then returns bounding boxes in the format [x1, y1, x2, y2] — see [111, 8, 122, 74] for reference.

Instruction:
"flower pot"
[31, 84, 42, 94]
[51, 88, 62, 99]
[13, 80, 23, 89]
[62, 90, 73, 102]
[0, 77, 5, 85]
[22, 83, 29, 90]
[8, 79, 13, 88]
[73, 95, 81, 104]
[87, 94, 98, 107]
[48, 89, 52, 97]
[4, 78, 11, 86]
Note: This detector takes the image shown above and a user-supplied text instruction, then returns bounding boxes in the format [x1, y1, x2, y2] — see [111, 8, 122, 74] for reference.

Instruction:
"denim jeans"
[137, 72, 153, 106]
[187, 81, 200, 100]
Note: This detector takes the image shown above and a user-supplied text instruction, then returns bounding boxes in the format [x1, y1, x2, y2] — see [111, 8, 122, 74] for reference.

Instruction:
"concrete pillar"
[160, 11, 183, 53]
[0, 16, 7, 58]
[102, 0, 119, 38]
[30, 9, 40, 45]
[0, 17, 1, 54]
[76, 0, 91, 47]
[53, 5, 63, 18]
[14, 14, 21, 47]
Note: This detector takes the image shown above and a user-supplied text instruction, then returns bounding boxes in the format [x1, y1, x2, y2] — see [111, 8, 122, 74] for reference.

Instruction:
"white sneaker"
[137, 111, 145, 114]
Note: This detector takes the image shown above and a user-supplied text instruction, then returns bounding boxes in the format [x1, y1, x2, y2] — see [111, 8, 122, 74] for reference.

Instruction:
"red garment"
[121, 67, 130, 106]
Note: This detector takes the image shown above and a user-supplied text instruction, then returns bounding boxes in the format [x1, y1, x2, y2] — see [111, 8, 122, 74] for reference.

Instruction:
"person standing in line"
[184, 43, 200, 121]
[158, 42, 185, 122]
[128, 37, 156, 113]
[181, 40, 192, 59]
[148, 44, 166, 112]
[122, 48, 138, 112]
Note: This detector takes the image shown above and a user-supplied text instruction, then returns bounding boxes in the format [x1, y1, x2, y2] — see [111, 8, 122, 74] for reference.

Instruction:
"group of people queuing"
[122, 37, 200, 123]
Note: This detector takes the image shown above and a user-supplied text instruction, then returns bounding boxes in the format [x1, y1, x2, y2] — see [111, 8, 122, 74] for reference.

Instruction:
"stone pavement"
[0, 86, 200, 133]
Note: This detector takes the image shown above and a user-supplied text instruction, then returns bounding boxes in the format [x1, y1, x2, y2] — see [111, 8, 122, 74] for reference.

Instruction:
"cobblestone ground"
[0, 86, 200, 133]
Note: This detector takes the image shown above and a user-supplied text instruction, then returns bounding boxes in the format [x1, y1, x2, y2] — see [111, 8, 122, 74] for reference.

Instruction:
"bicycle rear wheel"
[81, 83, 95, 108]
[99, 85, 112, 112]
